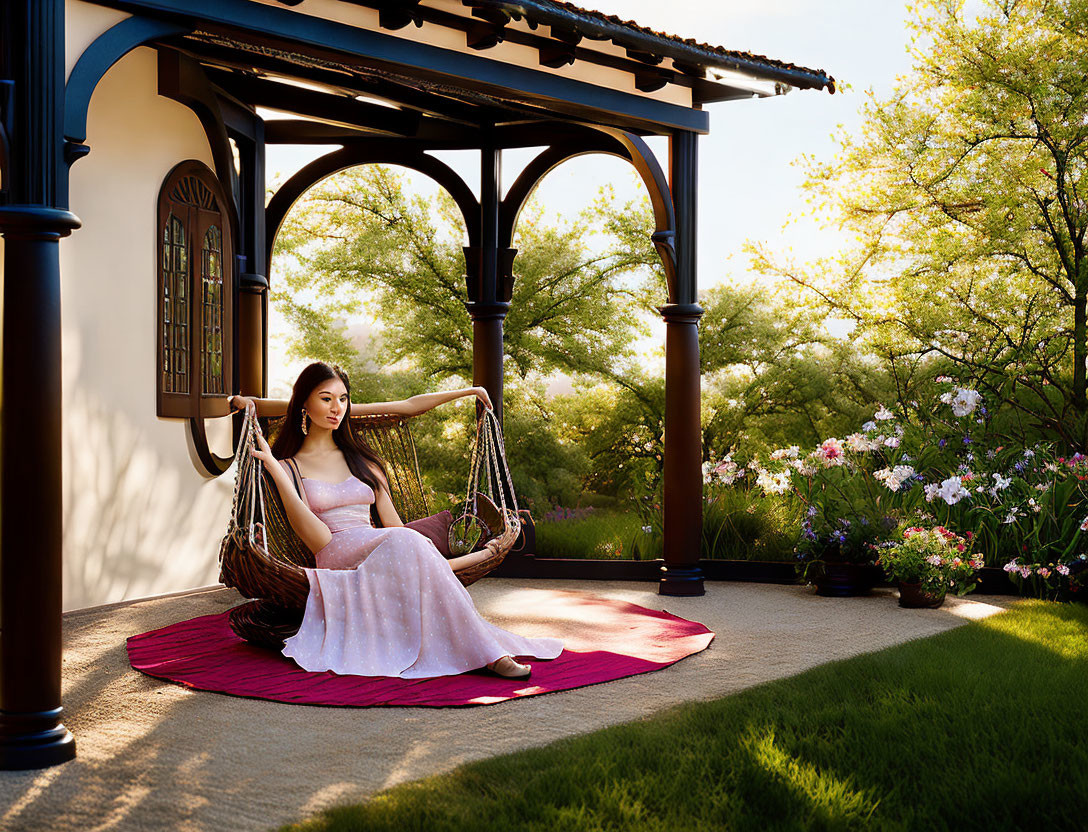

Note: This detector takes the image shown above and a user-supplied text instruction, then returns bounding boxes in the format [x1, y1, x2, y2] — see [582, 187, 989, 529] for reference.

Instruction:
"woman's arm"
[250, 428, 333, 553]
[350, 387, 492, 418]
[368, 466, 404, 527]
[228, 395, 289, 418]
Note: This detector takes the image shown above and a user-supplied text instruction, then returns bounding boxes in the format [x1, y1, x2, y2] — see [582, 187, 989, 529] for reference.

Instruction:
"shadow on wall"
[61, 385, 235, 612]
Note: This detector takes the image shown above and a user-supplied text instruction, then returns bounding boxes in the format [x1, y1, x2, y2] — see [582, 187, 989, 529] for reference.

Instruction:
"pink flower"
[818, 438, 845, 465]
[1018, 565, 1032, 578]
[1038, 567, 1051, 578]
[1058, 565, 1071, 576]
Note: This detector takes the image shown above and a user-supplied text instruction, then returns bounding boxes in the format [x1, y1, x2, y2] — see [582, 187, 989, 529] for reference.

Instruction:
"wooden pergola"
[0, 0, 833, 770]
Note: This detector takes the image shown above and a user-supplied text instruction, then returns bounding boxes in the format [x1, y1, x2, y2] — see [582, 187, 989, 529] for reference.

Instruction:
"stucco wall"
[59, 43, 237, 611]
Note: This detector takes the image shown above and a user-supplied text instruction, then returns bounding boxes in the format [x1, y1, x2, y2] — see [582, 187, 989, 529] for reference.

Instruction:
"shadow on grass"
[276, 600, 1088, 832]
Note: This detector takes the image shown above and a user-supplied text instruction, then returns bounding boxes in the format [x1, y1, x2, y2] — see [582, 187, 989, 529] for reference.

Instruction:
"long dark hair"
[270, 361, 391, 526]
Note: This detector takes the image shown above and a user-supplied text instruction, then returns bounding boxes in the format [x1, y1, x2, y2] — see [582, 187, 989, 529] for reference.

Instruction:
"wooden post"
[0, 0, 80, 769]
[464, 145, 509, 425]
[659, 130, 705, 596]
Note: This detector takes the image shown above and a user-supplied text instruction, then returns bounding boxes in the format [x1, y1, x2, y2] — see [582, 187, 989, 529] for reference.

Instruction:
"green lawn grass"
[276, 600, 1088, 832]
[534, 510, 647, 559]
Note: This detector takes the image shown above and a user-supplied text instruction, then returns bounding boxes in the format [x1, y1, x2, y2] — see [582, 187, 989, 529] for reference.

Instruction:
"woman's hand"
[473, 386, 493, 411]
[250, 423, 275, 466]
[229, 395, 253, 411]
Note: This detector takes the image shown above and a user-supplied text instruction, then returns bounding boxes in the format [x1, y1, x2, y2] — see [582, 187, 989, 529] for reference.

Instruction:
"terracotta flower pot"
[897, 580, 946, 609]
[814, 562, 879, 597]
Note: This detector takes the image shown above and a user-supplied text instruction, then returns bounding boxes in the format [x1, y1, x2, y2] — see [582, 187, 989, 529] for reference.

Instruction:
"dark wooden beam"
[373, 0, 422, 30]
[265, 142, 479, 266]
[537, 44, 575, 69]
[93, 0, 709, 132]
[163, 36, 517, 127]
[202, 67, 422, 136]
[635, 69, 670, 93]
[466, 21, 504, 51]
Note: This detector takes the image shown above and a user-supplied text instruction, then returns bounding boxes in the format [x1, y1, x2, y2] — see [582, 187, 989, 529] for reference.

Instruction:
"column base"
[658, 564, 706, 596]
[0, 708, 76, 770]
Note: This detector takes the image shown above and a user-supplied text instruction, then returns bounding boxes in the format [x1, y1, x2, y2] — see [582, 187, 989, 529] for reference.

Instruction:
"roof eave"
[476, 0, 836, 94]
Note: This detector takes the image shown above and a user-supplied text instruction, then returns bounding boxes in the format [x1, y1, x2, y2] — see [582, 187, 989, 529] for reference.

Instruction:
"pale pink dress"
[277, 461, 563, 678]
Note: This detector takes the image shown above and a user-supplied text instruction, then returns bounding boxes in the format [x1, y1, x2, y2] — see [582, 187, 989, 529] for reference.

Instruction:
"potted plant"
[876, 524, 982, 608]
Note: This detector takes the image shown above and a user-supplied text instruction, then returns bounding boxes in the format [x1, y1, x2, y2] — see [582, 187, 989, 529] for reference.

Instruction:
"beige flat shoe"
[485, 655, 531, 680]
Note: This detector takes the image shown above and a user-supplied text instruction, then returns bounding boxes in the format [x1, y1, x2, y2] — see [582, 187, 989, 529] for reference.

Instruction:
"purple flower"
[938, 438, 947, 449]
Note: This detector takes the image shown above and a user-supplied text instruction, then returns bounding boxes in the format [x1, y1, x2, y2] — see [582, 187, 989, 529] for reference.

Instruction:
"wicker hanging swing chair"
[217, 401, 522, 649]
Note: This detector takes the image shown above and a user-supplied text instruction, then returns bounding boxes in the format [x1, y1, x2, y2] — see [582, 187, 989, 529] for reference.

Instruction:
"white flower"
[641, 525, 653, 534]
[877, 465, 916, 490]
[947, 387, 982, 417]
[846, 433, 878, 452]
[861, 421, 877, 432]
[791, 458, 818, 476]
[756, 469, 792, 495]
[883, 436, 901, 448]
[924, 483, 940, 503]
[925, 554, 942, 567]
[770, 445, 800, 460]
[1003, 511, 1018, 524]
[874, 405, 895, 421]
[992, 473, 1011, 491]
[937, 476, 969, 505]
[1028, 498, 1041, 513]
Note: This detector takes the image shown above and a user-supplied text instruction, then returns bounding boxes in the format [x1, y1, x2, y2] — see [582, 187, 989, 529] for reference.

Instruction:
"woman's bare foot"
[485, 655, 531, 680]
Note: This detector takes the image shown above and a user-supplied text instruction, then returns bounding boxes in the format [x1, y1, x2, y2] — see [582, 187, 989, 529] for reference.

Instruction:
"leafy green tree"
[272, 165, 656, 381]
[699, 282, 889, 457]
[752, 0, 1088, 447]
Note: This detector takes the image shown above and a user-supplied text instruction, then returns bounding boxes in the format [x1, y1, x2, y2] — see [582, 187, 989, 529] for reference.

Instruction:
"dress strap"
[283, 457, 309, 509]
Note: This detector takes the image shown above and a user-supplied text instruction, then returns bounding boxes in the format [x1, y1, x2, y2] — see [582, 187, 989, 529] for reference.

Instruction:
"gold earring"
[300, 409, 309, 436]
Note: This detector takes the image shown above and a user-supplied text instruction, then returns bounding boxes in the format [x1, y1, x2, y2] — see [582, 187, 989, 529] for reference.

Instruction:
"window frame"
[156, 159, 235, 421]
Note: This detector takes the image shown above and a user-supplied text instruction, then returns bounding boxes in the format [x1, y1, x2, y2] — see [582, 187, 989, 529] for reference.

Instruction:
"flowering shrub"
[698, 378, 1088, 599]
[745, 422, 922, 580]
[1002, 554, 1088, 601]
[876, 525, 982, 597]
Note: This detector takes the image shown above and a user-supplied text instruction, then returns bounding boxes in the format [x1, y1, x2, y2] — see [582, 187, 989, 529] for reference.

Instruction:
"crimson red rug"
[126, 589, 715, 707]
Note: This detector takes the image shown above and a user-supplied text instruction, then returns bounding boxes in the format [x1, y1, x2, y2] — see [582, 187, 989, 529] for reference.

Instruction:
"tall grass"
[533, 488, 801, 561]
[534, 509, 645, 559]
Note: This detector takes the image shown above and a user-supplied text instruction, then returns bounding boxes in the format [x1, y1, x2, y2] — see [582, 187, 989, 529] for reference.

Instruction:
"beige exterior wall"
[59, 42, 237, 611]
[65, 0, 131, 82]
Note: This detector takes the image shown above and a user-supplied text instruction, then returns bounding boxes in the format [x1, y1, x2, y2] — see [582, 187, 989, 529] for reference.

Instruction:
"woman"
[228, 361, 562, 680]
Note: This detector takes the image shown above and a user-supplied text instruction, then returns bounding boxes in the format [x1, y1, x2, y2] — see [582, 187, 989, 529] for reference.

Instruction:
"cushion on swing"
[404, 509, 454, 557]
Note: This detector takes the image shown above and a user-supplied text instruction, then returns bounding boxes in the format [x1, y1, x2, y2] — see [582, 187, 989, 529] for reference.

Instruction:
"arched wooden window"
[156, 160, 234, 420]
